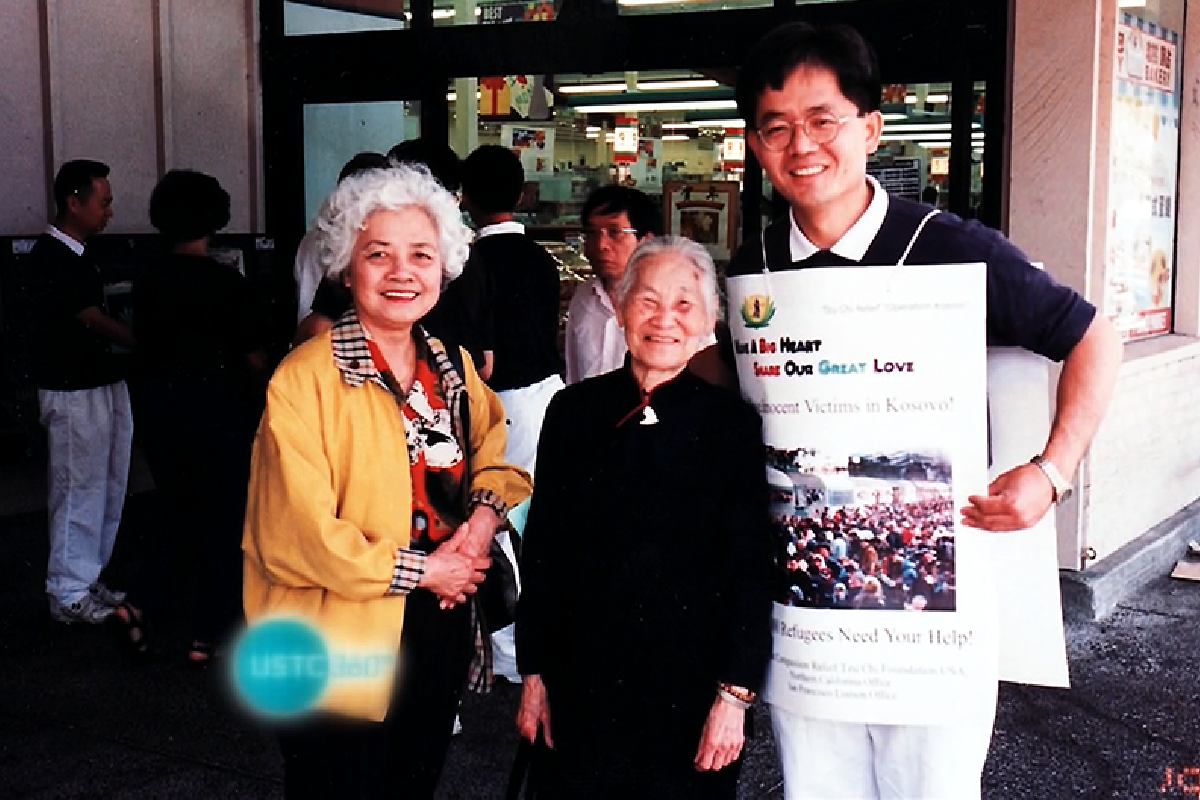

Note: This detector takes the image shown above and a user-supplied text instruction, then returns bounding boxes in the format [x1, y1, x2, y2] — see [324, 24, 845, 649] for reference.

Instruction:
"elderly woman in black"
[516, 236, 773, 799]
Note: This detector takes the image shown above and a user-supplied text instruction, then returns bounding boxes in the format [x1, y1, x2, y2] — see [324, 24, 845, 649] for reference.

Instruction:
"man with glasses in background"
[564, 186, 661, 384]
[729, 20, 1122, 800]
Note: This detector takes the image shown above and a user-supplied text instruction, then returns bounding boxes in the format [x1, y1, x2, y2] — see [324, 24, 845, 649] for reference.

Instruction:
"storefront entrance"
[262, 0, 1008, 263]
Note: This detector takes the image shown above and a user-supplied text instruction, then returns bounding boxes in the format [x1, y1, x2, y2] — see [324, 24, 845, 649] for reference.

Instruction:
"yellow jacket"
[242, 328, 532, 721]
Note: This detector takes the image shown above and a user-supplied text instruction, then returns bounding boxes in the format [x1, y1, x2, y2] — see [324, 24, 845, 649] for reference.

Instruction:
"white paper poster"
[729, 264, 999, 725]
[629, 137, 662, 190]
[986, 348, 1069, 688]
[502, 125, 555, 179]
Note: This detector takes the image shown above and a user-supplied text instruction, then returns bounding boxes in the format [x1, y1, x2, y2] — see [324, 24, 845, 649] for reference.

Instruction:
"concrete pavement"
[2, 489, 1199, 799]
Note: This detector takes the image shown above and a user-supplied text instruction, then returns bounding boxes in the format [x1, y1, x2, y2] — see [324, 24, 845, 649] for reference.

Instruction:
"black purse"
[441, 341, 521, 634]
[478, 525, 520, 633]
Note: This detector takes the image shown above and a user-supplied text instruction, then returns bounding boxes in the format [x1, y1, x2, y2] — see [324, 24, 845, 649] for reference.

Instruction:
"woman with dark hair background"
[111, 169, 267, 663]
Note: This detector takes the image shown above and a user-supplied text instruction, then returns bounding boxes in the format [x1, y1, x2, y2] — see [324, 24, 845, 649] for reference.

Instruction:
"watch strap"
[1030, 455, 1072, 503]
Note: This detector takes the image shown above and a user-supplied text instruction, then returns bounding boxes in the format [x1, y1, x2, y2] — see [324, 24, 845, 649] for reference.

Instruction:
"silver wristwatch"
[1030, 455, 1073, 504]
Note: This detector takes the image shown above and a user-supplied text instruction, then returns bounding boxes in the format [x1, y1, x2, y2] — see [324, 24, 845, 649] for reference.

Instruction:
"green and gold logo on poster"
[740, 294, 776, 328]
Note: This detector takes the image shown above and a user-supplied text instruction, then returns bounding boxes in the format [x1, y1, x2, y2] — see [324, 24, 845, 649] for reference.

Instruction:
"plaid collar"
[330, 308, 466, 423]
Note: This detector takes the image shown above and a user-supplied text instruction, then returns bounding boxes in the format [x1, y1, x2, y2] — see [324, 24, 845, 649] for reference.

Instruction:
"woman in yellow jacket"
[242, 163, 531, 799]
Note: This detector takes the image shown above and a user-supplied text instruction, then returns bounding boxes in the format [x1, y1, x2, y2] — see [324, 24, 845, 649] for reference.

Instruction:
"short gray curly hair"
[615, 235, 722, 324]
[314, 162, 472, 286]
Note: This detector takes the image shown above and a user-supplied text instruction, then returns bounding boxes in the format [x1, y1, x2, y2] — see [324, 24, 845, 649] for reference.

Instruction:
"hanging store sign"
[721, 129, 746, 168]
[613, 117, 639, 164]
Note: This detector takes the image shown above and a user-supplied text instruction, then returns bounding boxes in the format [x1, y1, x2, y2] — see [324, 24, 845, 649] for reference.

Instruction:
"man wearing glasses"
[564, 186, 661, 384]
[731, 21, 1122, 800]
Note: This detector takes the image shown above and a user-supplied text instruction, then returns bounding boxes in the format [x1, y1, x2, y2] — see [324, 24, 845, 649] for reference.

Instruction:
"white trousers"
[771, 682, 997, 800]
[39, 382, 133, 604]
[496, 374, 563, 476]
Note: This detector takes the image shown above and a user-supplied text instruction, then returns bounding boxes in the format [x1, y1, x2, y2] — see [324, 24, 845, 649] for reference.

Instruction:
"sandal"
[110, 603, 149, 656]
[187, 640, 215, 667]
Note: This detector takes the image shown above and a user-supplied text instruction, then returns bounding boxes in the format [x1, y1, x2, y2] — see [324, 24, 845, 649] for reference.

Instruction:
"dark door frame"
[262, 0, 1007, 257]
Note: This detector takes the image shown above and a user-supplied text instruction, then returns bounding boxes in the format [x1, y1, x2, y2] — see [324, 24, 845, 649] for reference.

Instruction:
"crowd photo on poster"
[767, 445, 957, 612]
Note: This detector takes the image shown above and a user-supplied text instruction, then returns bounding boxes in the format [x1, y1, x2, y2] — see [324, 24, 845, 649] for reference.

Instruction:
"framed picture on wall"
[663, 181, 740, 263]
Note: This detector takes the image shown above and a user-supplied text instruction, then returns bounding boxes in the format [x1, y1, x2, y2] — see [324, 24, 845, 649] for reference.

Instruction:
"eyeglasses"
[581, 226, 638, 242]
[754, 112, 858, 152]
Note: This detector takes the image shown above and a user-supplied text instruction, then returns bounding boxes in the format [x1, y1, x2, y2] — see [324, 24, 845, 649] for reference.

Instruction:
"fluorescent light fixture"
[881, 124, 984, 134]
[916, 142, 950, 149]
[1118, 0, 1146, 7]
[573, 99, 737, 113]
[560, 83, 629, 94]
[662, 134, 690, 141]
[904, 95, 918, 104]
[880, 133, 950, 142]
[432, 8, 455, 18]
[559, 79, 718, 94]
[445, 91, 481, 102]
[618, 0, 694, 6]
[889, 133, 985, 145]
[925, 94, 950, 103]
[586, 132, 599, 139]
[692, 118, 745, 128]
[637, 79, 719, 91]
[882, 113, 908, 121]
[884, 123, 953, 132]
[662, 122, 699, 130]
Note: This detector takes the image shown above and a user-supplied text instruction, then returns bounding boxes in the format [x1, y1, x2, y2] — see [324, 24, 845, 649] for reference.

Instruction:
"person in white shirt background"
[564, 186, 661, 384]
[292, 151, 391, 332]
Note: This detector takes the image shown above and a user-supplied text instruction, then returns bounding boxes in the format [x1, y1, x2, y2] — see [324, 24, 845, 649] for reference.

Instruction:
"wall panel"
[0, 1, 50, 232]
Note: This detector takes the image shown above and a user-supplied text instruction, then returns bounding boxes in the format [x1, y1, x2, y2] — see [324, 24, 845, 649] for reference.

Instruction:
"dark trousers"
[129, 375, 252, 644]
[277, 591, 475, 800]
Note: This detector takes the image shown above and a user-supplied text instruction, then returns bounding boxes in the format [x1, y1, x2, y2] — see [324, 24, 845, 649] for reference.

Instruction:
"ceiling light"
[880, 133, 950, 142]
[1118, 0, 1146, 7]
[904, 95, 918, 104]
[925, 94, 950, 103]
[636, 79, 720, 91]
[882, 113, 908, 121]
[559, 83, 629, 94]
[884, 123, 952, 132]
[432, 8, 455, 19]
[662, 122, 699, 130]
[585, 126, 602, 132]
[691, 117, 745, 128]
[662, 134, 689, 141]
[574, 100, 737, 114]
[586, 132, 599, 139]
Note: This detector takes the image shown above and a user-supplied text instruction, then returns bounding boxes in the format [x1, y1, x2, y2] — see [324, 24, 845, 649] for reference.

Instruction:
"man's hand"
[694, 696, 745, 772]
[962, 462, 1054, 531]
[418, 545, 490, 605]
[516, 674, 554, 747]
